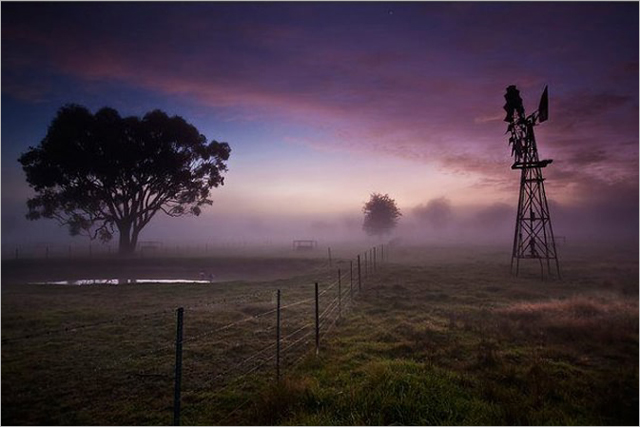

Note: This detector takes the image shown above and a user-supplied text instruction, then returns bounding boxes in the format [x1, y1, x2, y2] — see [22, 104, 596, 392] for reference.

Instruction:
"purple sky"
[2, 2, 638, 247]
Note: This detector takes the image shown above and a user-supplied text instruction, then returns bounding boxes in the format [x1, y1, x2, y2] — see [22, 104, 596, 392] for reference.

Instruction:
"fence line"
[203, 340, 279, 387]
[279, 295, 315, 311]
[183, 289, 277, 311]
[318, 294, 340, 321]
[3, 241, 367, 261]
[319, 303, 340, 331]
[317, 278, 339, 297]
[280, 329, 315, 355]
[2, 289, 281, 345]
[177, 244, 385, 423]
[4, 244, 386, 425]
[323, 311, 341, 337]
[181, 307, 278, 345]
[280, 322, 314, 343]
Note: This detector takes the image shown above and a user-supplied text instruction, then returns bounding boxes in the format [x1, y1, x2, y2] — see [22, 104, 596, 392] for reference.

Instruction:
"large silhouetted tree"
[362, 193, 402, 237]
[19, 104, 231, 255]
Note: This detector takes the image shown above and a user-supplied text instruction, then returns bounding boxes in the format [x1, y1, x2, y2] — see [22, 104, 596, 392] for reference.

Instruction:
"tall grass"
[496, 294, 638, 344]
[249, 245, 638, 425]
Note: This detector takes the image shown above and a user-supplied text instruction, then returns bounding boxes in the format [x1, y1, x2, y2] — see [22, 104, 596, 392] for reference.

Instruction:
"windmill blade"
[538, 86, 549, 123]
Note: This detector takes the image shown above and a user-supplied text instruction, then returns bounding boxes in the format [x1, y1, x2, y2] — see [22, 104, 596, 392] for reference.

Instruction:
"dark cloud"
[553, 92, 634, 132]
[565, 149, 609, 167]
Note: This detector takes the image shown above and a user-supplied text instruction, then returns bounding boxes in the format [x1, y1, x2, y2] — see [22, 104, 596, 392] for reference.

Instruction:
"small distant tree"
[19, 104, 231, 256]
[362, 193, 402, 237]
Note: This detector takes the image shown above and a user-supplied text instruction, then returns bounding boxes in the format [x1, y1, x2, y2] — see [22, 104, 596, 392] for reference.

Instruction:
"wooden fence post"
[173, 307, 184, 426]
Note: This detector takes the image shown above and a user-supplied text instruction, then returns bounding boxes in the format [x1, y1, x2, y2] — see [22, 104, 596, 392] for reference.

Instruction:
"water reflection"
[33, 278, 215, 285]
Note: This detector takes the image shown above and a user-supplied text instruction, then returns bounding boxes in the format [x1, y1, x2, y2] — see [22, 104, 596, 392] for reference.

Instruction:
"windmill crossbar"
[511, 159, 553, 169]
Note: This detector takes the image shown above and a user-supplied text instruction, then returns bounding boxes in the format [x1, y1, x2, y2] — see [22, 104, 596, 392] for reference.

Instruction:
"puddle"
[32, 278, 215, 285]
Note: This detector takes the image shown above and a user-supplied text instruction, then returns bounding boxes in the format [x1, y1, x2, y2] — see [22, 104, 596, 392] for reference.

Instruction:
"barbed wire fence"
[2, 239, 349, 260]
[1, 244, 387, 425]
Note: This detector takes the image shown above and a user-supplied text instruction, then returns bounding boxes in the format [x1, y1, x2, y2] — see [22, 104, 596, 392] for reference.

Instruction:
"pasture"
[1, 242, 638, 425]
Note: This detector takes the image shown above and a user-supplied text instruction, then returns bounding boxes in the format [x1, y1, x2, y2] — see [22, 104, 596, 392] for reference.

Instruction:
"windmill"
[504, 85, 560, 278]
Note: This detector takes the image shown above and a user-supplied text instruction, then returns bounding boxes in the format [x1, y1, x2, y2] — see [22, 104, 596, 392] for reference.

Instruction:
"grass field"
[2, 243, 638, 425]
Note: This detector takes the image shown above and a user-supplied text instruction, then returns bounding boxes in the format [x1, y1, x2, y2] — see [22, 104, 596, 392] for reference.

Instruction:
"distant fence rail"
[2, 239, 330, 260]
[292, 240, 318, 250]
[1, 245, 386, 425]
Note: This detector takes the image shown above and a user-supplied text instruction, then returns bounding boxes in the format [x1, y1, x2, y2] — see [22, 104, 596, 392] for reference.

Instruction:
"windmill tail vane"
[503, 85, 560, 279]
[537, 86, 549, 123]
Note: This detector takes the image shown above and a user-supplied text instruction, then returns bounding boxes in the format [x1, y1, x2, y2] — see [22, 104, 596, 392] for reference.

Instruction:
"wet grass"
[2, 244, 638, 425]
[246, 244, 638, 425]
[2, 255, 334, 425]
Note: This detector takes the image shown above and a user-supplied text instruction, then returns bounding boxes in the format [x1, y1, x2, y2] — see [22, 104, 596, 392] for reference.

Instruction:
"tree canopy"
[362, 193, 402, 237]
[19, 104, 231, 255]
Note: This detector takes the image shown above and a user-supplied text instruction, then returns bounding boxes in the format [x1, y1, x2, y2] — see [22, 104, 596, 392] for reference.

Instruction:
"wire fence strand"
[280, 329, 314, 355]
[279, 295, 315, 311]
[280, 322, 313, 343]
[182, 306, 278, 344]
[318, 294, 339, 320]
[3, 245, 384, 426]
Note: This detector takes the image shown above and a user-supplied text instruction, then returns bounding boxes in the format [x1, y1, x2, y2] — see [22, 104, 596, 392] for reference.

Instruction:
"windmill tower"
[503, 85, 560, 278]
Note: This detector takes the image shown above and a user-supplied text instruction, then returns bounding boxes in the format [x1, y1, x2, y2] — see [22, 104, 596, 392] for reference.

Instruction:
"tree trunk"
[131, 228, 140, 255]
[117, 222, 136, 256]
